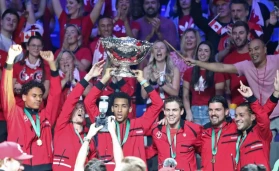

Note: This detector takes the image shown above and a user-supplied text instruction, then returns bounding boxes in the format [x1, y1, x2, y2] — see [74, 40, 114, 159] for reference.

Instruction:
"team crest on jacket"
[156, 131, 162, 139]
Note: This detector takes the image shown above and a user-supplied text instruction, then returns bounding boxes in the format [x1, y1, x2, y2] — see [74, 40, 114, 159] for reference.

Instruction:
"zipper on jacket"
[188, 162, 191, 171]
[138, 147, 141, 158]
[231, 153, 236, 170]
[212, 154, 214, 171]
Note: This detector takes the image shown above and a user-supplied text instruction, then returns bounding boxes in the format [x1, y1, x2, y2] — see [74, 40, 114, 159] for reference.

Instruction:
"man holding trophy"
[84, 37, 163, 171]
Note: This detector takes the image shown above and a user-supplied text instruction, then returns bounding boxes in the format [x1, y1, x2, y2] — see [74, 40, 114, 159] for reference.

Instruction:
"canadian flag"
[249, 0, 264, 26]
[252, 24, 263, 37]
[274, 44, 279, 55]
[21, 31, 36, 43]
[209, 19, 222, 35]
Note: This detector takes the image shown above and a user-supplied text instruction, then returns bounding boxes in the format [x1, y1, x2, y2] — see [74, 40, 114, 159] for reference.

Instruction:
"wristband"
[140, 79, 147, 86]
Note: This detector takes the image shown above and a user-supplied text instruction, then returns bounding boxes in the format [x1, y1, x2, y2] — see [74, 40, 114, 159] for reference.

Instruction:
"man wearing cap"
[0, 141, 33, 171]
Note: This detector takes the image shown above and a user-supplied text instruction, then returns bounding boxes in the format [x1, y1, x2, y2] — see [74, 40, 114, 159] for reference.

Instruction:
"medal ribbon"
[24, 108, 40, 138]
[74, 128, 86, 144]
[211, 128, 222, 156]
[166, 125, 181, 159]
[235, 135, 247, 164]
[116, 119, 130, 146]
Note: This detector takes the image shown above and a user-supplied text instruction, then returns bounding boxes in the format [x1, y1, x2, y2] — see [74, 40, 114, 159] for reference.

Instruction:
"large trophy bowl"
[101, 37, 153, 77]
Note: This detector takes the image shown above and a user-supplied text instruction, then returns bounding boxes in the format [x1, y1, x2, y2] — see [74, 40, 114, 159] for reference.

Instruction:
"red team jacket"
[236, 95, 278, 171]
[84, 81, 163, 171]
[1, 65, 61, 171]
[146, 120, 202, 171]
[53, 79, 97, 171]
[200, 118, 238, 171]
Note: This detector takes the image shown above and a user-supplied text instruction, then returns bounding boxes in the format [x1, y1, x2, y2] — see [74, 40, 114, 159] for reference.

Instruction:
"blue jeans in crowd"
[191, 105, 210, 126]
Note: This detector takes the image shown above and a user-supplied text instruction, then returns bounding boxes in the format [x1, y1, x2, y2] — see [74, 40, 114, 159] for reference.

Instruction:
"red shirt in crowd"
[113, 19, 140, 38]
[90, 37, 107, 65]
[58, 11, 94, 46]
[183, 68, 225, 106]
[54, 47, 93, 64]
[178, 15, 195, 37]
[223, 51, 251, 105]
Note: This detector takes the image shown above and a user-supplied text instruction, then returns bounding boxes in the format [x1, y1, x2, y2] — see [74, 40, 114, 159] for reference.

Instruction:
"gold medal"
[37, 139, 42, 146]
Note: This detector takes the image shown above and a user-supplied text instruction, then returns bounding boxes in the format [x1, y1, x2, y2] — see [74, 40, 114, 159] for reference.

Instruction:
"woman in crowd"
[13, 35, 50, 108]
[55, 24, 92, 72]
[183, 41, 225, 124]
[51, 0, 104, 46]
[170, 28, 201, 82]
[56, 50, 93, 112]
[142, 41, 180, 104]
[112, 0, 140, 38]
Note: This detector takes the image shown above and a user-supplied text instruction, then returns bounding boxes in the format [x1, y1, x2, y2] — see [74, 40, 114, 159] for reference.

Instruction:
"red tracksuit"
[200, 118, 238, 171]
[84, 81, 163, 171]
[146, 120, 202, 171]
[53, 79, 97, 171]
[236, 95, 278, 171]
[1, 65, 61, 171]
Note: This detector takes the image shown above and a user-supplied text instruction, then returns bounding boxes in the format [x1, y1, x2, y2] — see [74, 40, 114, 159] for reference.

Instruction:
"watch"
[83, 137, 91, 143]
[158, 80, 165, 87]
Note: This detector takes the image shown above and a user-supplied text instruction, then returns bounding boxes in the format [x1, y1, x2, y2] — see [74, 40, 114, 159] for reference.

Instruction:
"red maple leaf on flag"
[250, 9, 260, 24]
[25, 34, 31, 40]
[30, 25, 39, 31]
[214, 25, 219, 29]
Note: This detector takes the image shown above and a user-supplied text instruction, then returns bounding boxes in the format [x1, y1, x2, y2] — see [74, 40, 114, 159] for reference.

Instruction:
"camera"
[95, 96, 109, 132]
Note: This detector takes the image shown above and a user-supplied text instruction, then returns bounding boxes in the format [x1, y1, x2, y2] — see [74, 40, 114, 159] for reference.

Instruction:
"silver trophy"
[101, 37, 153, 77]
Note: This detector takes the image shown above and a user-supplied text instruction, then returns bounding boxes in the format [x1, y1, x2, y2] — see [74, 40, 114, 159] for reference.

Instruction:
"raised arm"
[74, 123, 103, 171]
[84, 67, 113, 122]
[39, 51, 62, 125]
[25, 1, 36, 24]
[35, 0, 47, 19]
[89, 0, 105, 24]
[184, 58, 238, 74]
[51, 0, 62, 18]
[107, 116, 124, 170]
[133, 70, 164, 133]
[1, 45, 22, 120]
[238, 80, 278, 139]
[183, 80, 193, 122]
[160, 67, 180, 96]
[0, 0, 6, 15]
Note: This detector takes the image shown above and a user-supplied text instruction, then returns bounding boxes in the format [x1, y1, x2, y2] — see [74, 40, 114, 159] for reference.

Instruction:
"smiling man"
[185, 38, 279, 140]
[234, 76, 279, 170]
[199, 95, 238, 171]
[146, 96, 201, 171]
[84, 68, 163, 171]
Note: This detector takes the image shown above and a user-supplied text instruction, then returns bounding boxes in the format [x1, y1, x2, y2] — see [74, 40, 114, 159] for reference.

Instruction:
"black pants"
[0, 121, 7, 143]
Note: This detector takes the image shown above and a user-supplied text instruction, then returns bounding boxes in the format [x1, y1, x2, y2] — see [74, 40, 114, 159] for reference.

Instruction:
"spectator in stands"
[100, 59, 137, 119]
[170, 28, 201, 82]
[131, 0, 144, 20]
[84, 68, 163, 171]
[55, 50, 96, 113]
[236, 74, 279, 170]
[112, 0, 140, 38]
[217, 0, 276, 54]
[199, 95, 237, 170]
[55, 24, 92, 72]
[190, 0, 231, 52]
[90, 16, 113, 65]
[53, 61, 104, 171]
[184, 38, 279, 140]
[165, 0, 205, 40]
[0, 8, 23, 61]
[146, 96, 202, 170]
[0, 141, 33, 171]
[1, 46, 61, 171]
[142, 41, 180, 104]
[51, 0, 104, 46]
[136, 0, 178, 48]
[220, 21, 251, 117]
[13, 36, 50, 109]
[183, 41, 225, 124]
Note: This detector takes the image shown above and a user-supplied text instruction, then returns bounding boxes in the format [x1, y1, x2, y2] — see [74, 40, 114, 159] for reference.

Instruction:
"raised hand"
[107, 116, 116, 134]
[132, 70, 144, 83]
[237, 81, 253, 98]
[87, 123, 103, 139]
[157, 117, 168, 125]
[88, 60, 105, 78]
[7, 45, 22, 64]
[40, 51, 54, 62]
[183, 58, 197, 66]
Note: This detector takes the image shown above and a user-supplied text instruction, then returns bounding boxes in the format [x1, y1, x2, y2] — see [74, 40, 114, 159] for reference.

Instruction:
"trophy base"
[111, 67, 135, 77]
